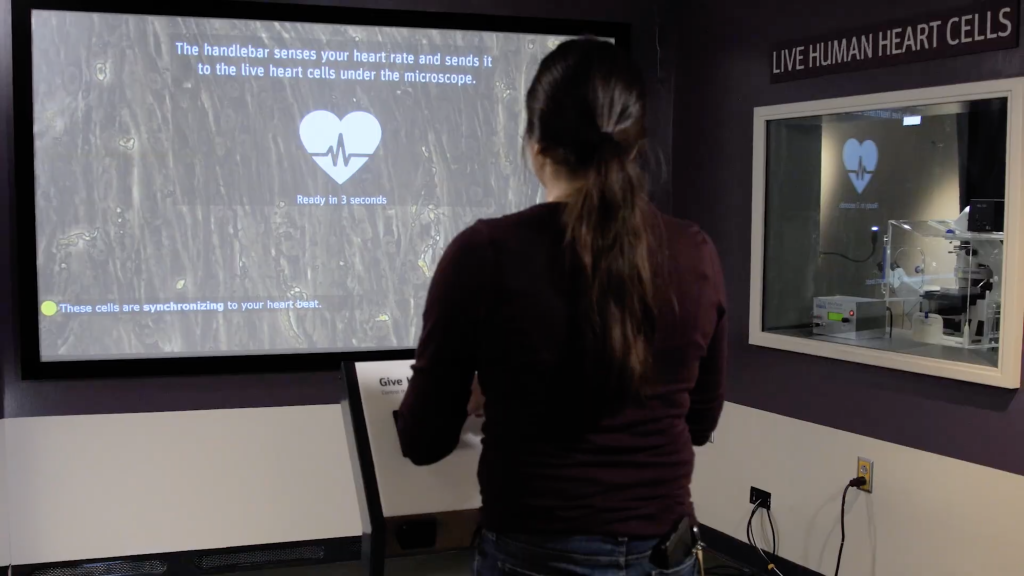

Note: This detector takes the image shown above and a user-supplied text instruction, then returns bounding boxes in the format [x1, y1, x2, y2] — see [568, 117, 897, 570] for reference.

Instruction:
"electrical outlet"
[857, 457, 874, 493]
[749, 486, 772, 510]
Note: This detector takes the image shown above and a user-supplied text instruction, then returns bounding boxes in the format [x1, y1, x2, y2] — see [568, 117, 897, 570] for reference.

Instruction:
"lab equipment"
[968, 199, 1005, 233]
[812, 296, 888, 340]
[884, 211, 1003, 350]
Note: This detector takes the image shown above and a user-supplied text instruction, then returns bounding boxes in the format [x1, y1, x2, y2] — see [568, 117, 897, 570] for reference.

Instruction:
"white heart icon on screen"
[842, 138, 878, 194]
[299, 110, 382, 185]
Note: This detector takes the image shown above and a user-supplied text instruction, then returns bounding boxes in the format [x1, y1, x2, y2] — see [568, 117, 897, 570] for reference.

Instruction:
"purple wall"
[7, 0, 1022, 480]
[0, 0, 675, 417]
[674, 0, 1024, 476]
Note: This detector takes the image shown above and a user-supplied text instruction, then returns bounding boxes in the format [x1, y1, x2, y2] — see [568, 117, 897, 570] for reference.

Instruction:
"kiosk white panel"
[354, 360, 482, 517]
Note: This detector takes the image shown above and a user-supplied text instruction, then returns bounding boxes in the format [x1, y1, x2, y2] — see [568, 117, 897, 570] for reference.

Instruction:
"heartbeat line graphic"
[310, 133, 373, 168]
[856, 157, 868, 179]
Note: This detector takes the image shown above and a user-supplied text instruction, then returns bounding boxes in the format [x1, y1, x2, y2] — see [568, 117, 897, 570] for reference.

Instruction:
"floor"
[248, 548, 755, 576]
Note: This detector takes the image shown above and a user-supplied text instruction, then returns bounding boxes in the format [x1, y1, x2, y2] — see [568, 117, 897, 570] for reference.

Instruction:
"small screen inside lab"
[762, 98, 1008, 369]
[30, 9, 581, 361]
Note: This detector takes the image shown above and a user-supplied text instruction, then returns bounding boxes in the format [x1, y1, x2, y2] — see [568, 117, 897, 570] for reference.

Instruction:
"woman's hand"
[467, 374, 485, 417]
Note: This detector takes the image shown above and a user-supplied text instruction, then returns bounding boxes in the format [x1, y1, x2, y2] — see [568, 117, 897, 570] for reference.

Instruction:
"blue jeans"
[474, 530, 698, 576]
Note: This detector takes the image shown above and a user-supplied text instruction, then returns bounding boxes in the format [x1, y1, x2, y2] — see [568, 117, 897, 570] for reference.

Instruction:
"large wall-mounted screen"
[20, 5, 619, 372]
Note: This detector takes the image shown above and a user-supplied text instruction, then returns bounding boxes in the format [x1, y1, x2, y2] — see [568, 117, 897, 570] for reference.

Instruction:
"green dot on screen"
[40, 301, 57, 317]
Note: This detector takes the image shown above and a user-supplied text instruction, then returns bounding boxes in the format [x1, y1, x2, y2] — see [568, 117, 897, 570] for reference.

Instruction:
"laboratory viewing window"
[752, 81, 1023, 388]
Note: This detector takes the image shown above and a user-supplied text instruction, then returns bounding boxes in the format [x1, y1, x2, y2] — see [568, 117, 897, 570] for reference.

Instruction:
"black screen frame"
[12, 0, 630, 380]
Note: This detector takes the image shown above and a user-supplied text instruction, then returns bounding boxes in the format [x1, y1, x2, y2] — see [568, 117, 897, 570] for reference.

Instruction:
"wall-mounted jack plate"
[857, 457, 874, 493]
[749, 486, 772, 510]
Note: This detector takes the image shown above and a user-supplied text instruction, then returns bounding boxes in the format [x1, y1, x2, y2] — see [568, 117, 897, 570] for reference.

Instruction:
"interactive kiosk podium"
[343, 360, 482, 575]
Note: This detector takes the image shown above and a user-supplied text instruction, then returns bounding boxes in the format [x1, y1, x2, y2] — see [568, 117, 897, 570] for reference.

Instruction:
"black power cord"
[820, 228, 880, 264]
[746, 502, 759, 548]
[834, 476, 868, 576]
[746, 501, 783, 576]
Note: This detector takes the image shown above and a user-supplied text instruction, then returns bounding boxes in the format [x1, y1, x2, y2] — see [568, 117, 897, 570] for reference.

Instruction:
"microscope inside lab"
[883, 202, 1003, 350]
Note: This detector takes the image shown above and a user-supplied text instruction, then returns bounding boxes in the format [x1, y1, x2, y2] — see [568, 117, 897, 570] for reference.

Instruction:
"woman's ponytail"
[563, 133, 656, 397]
[525, 38, 656, 399]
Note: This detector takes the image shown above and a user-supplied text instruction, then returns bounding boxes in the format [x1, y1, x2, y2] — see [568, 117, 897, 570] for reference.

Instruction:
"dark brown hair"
[525, 38, 656, 398]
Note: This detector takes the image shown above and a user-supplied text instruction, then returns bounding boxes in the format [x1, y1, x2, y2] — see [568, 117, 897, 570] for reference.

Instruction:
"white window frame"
[749, 79, 1024, 389]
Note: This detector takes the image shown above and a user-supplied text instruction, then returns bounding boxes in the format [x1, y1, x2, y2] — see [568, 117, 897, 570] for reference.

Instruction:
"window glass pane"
[763, 98, 1007, 368]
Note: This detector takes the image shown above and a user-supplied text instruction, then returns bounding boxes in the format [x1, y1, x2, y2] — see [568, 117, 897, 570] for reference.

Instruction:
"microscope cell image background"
[31, 10, 568, 360]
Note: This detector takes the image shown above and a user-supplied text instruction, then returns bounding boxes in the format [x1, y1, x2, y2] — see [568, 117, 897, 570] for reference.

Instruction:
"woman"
[395, 38, 727, 576]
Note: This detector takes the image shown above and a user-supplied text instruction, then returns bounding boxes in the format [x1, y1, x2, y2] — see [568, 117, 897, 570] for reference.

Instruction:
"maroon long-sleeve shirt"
[396, 202, 727, 538]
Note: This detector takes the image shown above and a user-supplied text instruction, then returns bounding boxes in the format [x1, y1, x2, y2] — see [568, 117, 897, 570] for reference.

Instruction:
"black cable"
[746, 503, 777, 557]
[886, 307, 893, 338]
[819, 248, 876, 263]
[746, 502, 782, 576]
[835, 477, 868, 576]
[746, 501, 760, 547]
[834, 485, 851, 576]
[820, 229, 879, 264]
